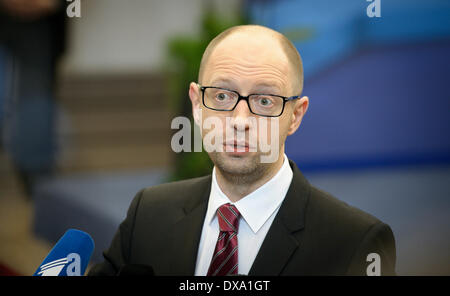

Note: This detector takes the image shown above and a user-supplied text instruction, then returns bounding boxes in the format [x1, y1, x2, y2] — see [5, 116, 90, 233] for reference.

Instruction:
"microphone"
[33, 229, 94, 276]
[117, 264, 155, 276]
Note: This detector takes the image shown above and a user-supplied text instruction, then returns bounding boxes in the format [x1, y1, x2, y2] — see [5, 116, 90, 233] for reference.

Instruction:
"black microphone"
[117, 264, 155, 276]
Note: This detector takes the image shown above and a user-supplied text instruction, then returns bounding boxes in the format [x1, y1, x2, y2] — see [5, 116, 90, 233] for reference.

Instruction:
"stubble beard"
[209, 151, 269, 185]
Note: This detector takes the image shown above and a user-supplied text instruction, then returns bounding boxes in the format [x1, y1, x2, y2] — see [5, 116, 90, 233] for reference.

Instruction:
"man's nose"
[230, 99, 252, 131]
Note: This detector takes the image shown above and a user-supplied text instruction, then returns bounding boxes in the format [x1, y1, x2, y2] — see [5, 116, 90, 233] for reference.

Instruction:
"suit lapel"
[169, 176, 211, 275]
[248, 216, 300, 275]
[249, 160, 310, 275]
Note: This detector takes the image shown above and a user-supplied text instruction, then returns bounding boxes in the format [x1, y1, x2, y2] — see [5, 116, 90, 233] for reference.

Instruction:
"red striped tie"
[207, 203, 240, 276]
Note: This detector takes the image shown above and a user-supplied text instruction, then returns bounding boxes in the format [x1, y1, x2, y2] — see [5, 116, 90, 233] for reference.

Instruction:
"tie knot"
[217, 203, 240, 233]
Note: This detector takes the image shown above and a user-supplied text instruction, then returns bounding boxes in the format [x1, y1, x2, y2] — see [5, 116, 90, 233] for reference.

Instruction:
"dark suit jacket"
[89, 160, 396, 276]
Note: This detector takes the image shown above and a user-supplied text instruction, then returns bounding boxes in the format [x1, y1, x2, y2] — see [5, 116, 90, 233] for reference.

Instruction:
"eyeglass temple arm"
[285, 95, 301, 101]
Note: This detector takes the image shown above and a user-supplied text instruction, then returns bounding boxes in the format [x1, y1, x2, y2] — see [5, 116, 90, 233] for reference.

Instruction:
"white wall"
[61, 0, 241, 75]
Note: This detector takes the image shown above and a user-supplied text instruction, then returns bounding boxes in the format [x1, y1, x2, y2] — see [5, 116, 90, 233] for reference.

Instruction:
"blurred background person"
[0, 0, 66, 197]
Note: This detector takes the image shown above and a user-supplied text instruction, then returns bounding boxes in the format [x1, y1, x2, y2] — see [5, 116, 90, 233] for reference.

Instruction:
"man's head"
[189, 25, 309, 183]
[198, 25, 304, 95]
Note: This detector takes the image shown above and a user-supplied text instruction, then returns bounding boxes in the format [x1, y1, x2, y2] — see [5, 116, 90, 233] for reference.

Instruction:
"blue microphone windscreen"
[33, 229, 95, 276]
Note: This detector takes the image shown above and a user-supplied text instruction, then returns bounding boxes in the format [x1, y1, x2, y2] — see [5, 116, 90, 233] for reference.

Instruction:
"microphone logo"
[36, 253, 81, 276]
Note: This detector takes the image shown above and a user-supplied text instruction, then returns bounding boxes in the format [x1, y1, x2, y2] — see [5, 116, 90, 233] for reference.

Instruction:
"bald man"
[89, 25, 396, 276]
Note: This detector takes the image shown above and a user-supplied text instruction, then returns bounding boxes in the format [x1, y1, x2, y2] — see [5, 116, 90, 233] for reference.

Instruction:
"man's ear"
[189, 82, 202, 126]
[287, 96, 309, 136]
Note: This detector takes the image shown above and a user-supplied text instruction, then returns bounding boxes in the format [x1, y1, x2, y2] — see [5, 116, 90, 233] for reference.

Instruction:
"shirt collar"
[205, 154, 293, 234]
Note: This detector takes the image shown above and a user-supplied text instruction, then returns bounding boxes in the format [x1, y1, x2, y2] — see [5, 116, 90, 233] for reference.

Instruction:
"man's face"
[189, 32, 308, 180]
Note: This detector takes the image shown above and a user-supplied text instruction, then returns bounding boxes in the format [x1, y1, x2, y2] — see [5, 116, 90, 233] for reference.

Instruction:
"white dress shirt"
[194, 154, 293, 275]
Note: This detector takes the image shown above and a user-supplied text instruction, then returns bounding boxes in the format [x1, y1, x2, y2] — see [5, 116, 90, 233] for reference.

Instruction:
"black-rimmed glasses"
[199, 85, 300, 117]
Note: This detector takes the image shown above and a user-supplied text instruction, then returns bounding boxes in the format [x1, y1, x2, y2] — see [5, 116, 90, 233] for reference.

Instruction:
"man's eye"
[258, 97, 273, 106]
[216, 92, 229, 101]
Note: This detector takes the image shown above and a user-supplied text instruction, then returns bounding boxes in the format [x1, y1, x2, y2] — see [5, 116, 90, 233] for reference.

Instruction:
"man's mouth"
[223, 141, 254, 153]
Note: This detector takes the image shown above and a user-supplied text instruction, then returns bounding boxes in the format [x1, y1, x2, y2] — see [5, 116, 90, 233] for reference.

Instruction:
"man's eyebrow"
[251, 83, 281, 94]
[209, 78, 236, 88]
[208, 78, 282, 94]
